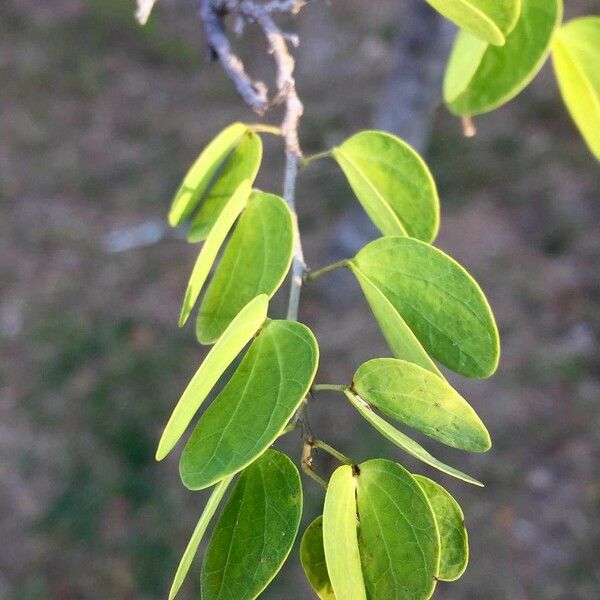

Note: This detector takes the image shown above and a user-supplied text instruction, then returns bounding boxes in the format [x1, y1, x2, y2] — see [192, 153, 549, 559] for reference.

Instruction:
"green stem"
[301, 149, 332, 167]
[306, 259, 349, 282]
[312, 439, 353, 465]
[312, 384, 347, 393]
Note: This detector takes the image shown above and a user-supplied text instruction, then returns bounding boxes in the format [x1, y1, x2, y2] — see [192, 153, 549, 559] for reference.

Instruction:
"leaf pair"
[350, 236, 500, 379]
[444, 0, 562, 116]
[170, 450, 303, 600]
[303, 460, 468, 599]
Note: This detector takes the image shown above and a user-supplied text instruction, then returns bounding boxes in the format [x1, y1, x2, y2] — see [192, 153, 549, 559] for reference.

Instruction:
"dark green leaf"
[156, 295, 269, 461]
[355, 459, 440, 600]
[180, 320, 318, 490]
[332, 131, 440, 242]
[352, 237, 500, 378]
[414, 475, 469, 582]
[344, 390, 483, 486]
[201, 450, 302, 600]
[187, 130, 263, 242]
[323, 466, 367, 600]
[196, 191, 294, 344]
[353, 358, 491, 452]
[169, 123, 248, 227]
[300, 517, 336, 600]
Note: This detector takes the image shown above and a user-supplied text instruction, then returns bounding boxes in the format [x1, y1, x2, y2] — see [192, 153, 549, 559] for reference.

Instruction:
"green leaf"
[300, 517, 336, 600]
[352, 236, 500, 378]
[201, 450, 302, 600]
[444, 0, 563, 115]
[414, 475, 469, 582]
[168, 475, 233, 600]
[196, 191, 294, 344]
[344, 390, 483, 486]
[179, 179, 252, 327]
[552, 16, 600, 161]
[355, 459, 440, 600]
[424, 0, 521, 46]
[353, 358, 491, 452]
[322, 466, 367, 600]
[332, 131, 440, 243]
[180, 320, 318, 490]
[188, 130, 263, 242]
[156, 295, 269, 461]
[350, 264, 442, 377]
[169, 123, 248, 227]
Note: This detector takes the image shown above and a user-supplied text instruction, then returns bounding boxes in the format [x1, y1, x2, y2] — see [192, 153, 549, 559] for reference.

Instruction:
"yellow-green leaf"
[322, 466, 367, 600]
[196, 191, 294, 344]
[179, 180, 251, 327]
[168, 123, 248, 227]
[552, 16, 600, 161]
[156, 295, 269, 461]
[167, 475, 233, 600]
[425, 0, 521, 46]
[332, 131, 440, 243]
[201, 450, 302, 600]
[300, 517, 336, 600]
[352, 237, 500, 379]
[353, 358, 491, 452]
[188, 130, 263, 242]
[356, 459, 440, 600]
[344, 390, 483, 486]
[444, 0, 563, 115]
[414, 475, 469, 582]
[180, 320, 318, 490]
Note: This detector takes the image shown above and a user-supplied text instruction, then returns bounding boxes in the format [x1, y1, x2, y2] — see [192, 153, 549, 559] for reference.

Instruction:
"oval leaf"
[414, 475, 469, 582]
[332, 131, 440, 243]
[180, 320, 318, 490]
[300, 517, 336, 600]
[353, 237, 500, 378]
[169, 123, 248, 227]
[196, 191, 294, 344]
[355, 459, 440, 600]
[157, 295, 269, 461]
[444, 0, 562, 115]
[425, 0, 521, 46]
[188, 130, 263, 242]
[552, 16, 600, 161]
[179, 179, 251, 327]
[168, 475, 233, 600]
[353, 358, 491, 452]
[350, 264, 442, 377]
[323, 466, 367, 600]
[344, 390, 483, 486]
[201, 450, 302, 600]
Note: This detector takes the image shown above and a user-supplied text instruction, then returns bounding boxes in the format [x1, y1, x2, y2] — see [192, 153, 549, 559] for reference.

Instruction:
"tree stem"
[306, 259, 349, 282]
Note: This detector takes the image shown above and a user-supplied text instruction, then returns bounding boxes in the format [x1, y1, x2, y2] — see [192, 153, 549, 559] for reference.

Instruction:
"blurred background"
[1, 0, 599, 598]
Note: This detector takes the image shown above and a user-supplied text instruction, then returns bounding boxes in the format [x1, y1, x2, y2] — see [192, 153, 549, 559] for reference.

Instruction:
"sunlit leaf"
[300, 517, 336, 600]
[344, 390, 483, 486]
[353, 358, 491, 452]
[332, 131, 440, 242]
[201, 450, 302, 600]
[323, 466, 367, 600]
[355, 459, 440, 600]
[179, 180, 251, 327]
[188, 131, 263, 242]
[552, 16, 600, 161]
[180, 320, 318, 490]
[444, 0, 562, 115]
[168, 476, 233, 600]
[350, 264, 442, 377]
[196, 191, 294, 344]
[425, 0, 521, 46]
[414, 475, 469, 582]
[352, 237, 499, 378]
[168, 123, 248, 227]
[156, 295, 269, 461]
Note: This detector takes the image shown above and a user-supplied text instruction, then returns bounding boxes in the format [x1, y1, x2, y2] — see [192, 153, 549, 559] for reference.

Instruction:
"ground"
[0, 1, 598, 598]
